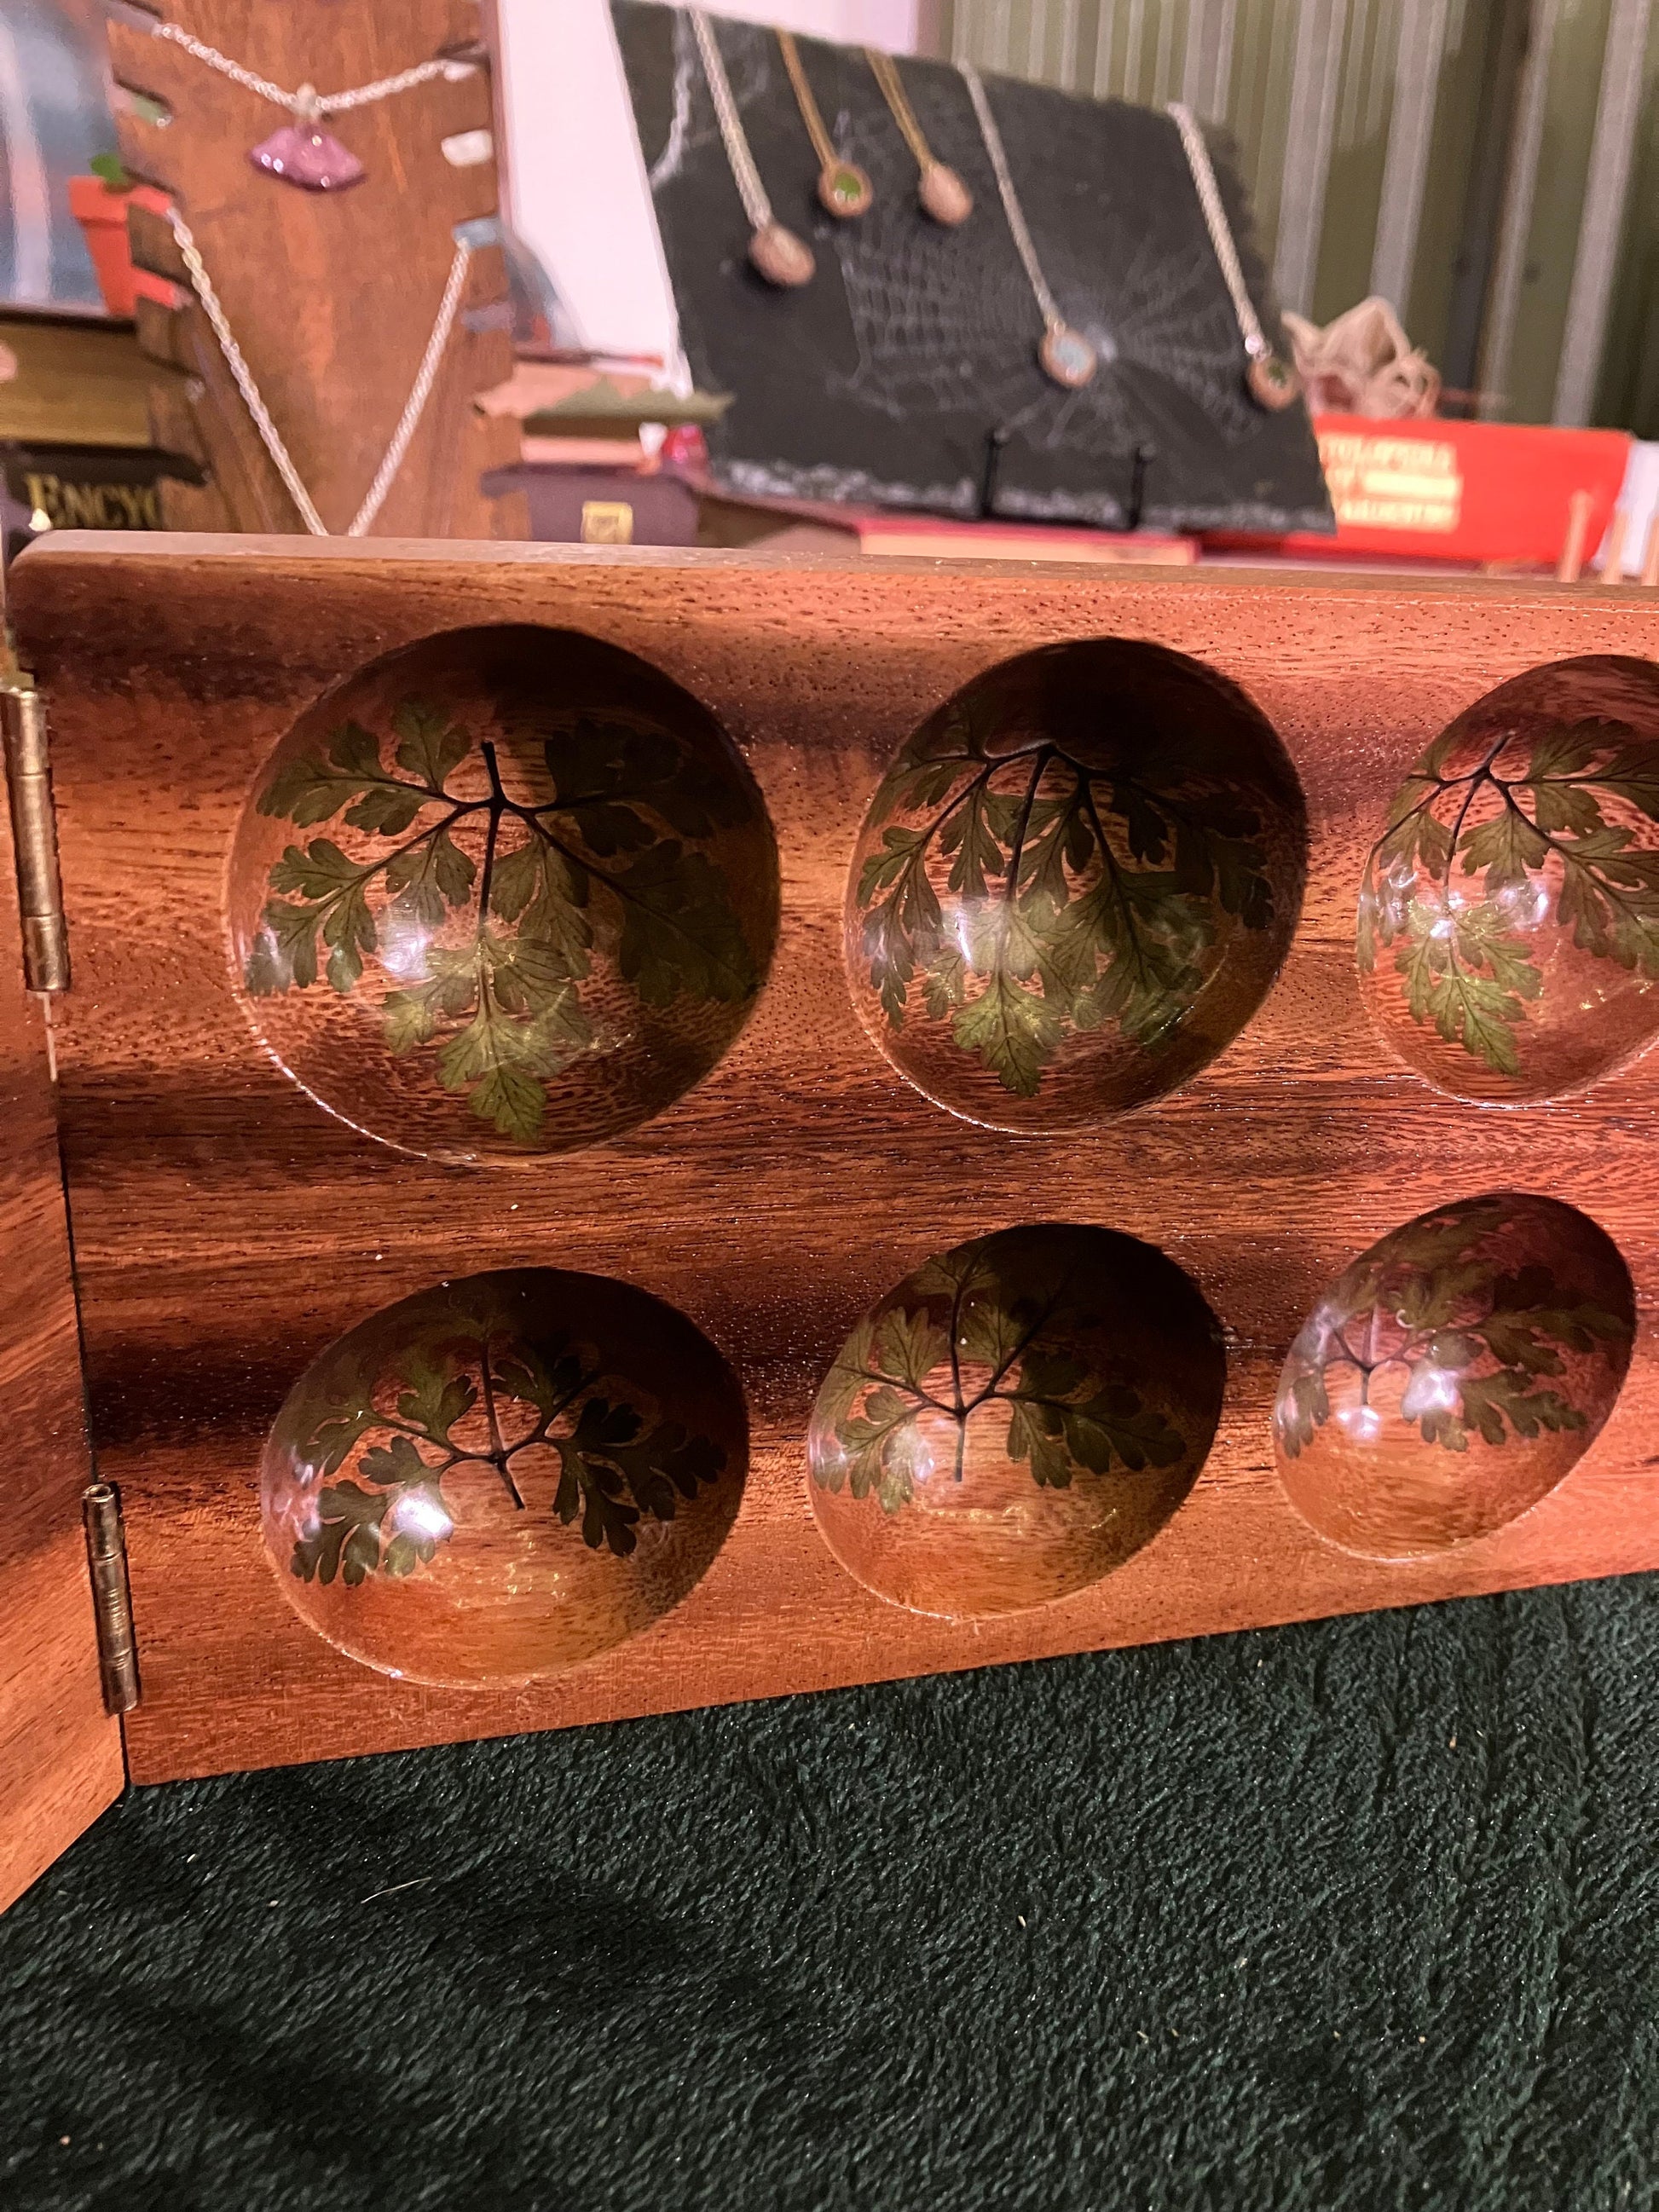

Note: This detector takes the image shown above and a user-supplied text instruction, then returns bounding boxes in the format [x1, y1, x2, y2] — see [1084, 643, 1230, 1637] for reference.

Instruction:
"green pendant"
[1247, 351, 1301, 410]
[818, 160, 873, 219]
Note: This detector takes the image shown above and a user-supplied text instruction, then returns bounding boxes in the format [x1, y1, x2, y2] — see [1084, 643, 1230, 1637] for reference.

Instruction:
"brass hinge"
[82, 1482, 141, 1715]
[0, 682, 68, 993]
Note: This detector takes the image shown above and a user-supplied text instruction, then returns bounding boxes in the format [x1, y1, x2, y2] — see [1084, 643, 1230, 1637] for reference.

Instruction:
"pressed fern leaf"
[813, 1239, 1187, 1513]
[1275, 1202, 1632, 1460]
[1359, 713, 1659, 1072]
[247, 697, 757, 1142]
[290, 1314, 725, 1581]
[856, 711, 1275, 1096]
[1003, 1344, 1186, 1488]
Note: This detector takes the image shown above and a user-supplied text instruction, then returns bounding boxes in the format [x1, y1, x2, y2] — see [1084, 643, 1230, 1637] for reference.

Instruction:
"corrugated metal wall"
[926, 0, 1659, 432]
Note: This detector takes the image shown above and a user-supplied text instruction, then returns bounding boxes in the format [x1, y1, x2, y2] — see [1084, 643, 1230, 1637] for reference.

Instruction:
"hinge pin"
[0, 683, 69, 994]
[82, 1481, 141, 1715]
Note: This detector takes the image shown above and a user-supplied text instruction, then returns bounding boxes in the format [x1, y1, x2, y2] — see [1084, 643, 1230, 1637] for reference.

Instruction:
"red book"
[1211, 414, 1633, 569]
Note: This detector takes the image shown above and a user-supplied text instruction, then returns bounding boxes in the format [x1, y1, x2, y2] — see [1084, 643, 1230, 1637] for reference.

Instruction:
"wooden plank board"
[9, 534, 1659, 1787]
[0, 734, 120, 1909]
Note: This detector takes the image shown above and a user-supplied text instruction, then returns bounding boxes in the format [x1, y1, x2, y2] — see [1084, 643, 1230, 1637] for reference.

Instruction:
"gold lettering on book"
[1315, 433, 1461, 535]
[22, 474, 162, 531]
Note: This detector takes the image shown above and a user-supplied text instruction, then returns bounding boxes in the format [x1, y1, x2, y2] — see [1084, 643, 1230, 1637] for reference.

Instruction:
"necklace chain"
[168, 209, 471, 536]
[1166, 101, 1269, 360]
[150, 21, 464, 118]
[865, 48, 932, 173]
[668, 46, 1268, 387]
[777, 31, 839, 173]
[961, 66, 1061, 332]
[690, 9, 772, 233]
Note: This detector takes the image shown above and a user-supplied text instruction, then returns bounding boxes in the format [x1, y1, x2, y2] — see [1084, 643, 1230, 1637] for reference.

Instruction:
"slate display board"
[614, 2, 1332, 534]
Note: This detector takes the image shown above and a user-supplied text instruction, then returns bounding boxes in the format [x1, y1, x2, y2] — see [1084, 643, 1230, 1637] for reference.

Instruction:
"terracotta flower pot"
[68, 175, 139, 316]
[67, 176, 177, 319]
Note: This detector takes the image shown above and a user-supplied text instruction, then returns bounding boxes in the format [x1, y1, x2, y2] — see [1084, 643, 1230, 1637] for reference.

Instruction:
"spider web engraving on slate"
[616, 3, 1329, 534]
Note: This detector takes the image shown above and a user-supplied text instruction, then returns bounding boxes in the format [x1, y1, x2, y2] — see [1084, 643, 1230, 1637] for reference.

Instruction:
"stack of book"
[477, 361, 728, 546]
[0, 308, 182, 577]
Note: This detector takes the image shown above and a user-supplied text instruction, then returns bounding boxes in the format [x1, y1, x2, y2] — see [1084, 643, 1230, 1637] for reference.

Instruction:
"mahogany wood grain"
[106, 0, 525, 540]
[0, 759, 121, 1909]
[9, 534, 1659, 1787]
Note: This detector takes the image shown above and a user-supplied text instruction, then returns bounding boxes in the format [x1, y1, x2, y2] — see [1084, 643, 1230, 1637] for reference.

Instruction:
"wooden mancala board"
[10, 533, 1659, 1788]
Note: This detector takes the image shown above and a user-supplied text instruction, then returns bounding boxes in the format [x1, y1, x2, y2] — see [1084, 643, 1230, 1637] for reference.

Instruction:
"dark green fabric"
[3, 1581, 1656, 2211]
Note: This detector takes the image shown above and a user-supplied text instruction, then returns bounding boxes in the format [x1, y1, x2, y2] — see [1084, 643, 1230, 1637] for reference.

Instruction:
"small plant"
[88, 153, 134, 192]
[288, 1292, 725, 1584]
[246, 696, 759, 1143]
[1275, 1198, 1631, 1459]
[812, 1236, 1186, 1511]
[1358, 717, 1659, 1075]
[855, 694, 1275, 1097]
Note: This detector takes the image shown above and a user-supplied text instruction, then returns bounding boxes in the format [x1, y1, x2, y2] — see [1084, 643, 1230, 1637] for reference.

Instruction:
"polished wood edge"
[10, 532, 1651, 603]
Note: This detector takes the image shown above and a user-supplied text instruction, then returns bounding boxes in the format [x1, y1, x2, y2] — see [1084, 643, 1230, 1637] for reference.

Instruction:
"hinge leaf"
[82, 1482, 141, 1714]
[0, 682, 69, 993]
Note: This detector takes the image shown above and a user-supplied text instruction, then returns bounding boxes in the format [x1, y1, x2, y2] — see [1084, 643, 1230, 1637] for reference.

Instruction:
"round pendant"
[917, 162, 973, 226]
[749, 221, 816, 288]
[818, 160, 873, 218]
[1247, 351, 1301, 410]
[1039, 323, 1097, 390]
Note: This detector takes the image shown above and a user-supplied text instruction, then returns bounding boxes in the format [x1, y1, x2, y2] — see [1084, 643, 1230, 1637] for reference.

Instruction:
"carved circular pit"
[1359, 656, 1659, 1101]
[228, 625, 780, 1161]
[807, 1222, 1227, 1618]
[843, 640, 1307, 1130]
[1273, 1193, 1634, 1560]
[261, 1268, 749, 1687]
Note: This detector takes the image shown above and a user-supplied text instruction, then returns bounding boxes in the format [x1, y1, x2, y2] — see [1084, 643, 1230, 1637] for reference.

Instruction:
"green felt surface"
[3, 1580, 1657, 2210]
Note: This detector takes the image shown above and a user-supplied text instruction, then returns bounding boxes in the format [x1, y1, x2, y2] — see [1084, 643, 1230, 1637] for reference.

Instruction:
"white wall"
[494, 0, 921, 364]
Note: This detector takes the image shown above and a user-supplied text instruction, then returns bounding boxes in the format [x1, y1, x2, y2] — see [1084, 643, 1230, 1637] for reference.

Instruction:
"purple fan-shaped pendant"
[248, 124, 365, 192]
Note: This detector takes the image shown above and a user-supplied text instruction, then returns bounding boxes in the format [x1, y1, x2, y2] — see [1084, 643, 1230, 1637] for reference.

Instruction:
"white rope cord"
[961, 66, 1061, 332]
[690, 9, 772, 232]
[168, 210, 472, 537]
[1167, 101, 1269, 360]
[150, 21, 464, 118]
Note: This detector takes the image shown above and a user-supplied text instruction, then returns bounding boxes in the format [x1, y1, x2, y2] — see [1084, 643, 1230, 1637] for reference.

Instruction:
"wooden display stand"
[5, 534, 1659, 1913]
[105, 0, 523, 539]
